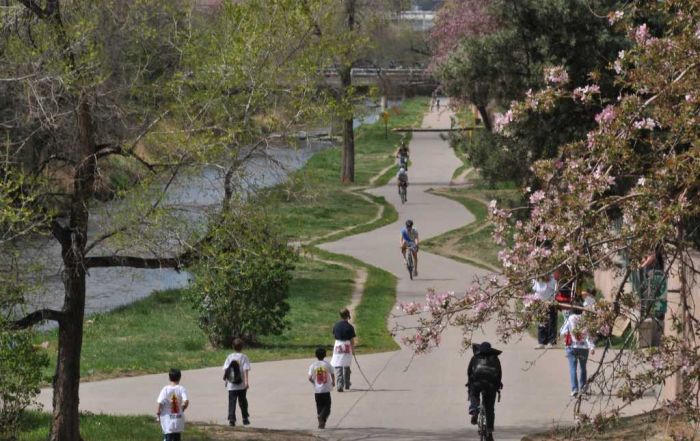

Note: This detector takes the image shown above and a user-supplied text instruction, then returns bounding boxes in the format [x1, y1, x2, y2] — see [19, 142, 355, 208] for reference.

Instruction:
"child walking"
[222, 338, 251, 426]
[156, 368, 189, 441]
[308, 346, 335, 429]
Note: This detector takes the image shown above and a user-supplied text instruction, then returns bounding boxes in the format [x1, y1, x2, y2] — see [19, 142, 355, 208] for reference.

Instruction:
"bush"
[0, 324, 49, 440]
[187, 209, 297, 348]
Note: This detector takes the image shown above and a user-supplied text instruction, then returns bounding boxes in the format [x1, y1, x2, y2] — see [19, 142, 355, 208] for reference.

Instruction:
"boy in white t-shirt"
[308, 346, 335, 429]
[156, 368, 189, 441]
[222, 338, 251, 426]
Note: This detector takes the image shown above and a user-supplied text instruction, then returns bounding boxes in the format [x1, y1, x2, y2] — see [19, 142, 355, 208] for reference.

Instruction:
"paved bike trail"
[37, 102, 652, 440]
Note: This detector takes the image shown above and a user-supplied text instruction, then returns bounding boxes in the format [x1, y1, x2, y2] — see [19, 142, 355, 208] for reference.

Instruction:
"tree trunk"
[50, 97, 96, 441]
[477, 104, 492, 132]
[50, 265, 85, 441]
[340, 0, 355, 184]
[341, 114, 355, 184]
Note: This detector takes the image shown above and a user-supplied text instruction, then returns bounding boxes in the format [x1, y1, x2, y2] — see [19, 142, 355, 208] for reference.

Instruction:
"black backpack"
[223, 360, 243, 385]
[472, 355, 499, 383]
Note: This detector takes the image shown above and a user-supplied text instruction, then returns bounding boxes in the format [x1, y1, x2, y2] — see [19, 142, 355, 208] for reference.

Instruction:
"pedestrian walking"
[308, 346, 335, 429]
[222, 338, 251, 426]
[331, 308, 356, 392]
[532, 274, 557, 349]
[156, 368, 189, 441]
[560, 308, 595, 396]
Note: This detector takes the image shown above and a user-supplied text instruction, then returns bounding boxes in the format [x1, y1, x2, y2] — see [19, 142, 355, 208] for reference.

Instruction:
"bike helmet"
[406, 219, 413, 228]
[399, 167, 406, 174]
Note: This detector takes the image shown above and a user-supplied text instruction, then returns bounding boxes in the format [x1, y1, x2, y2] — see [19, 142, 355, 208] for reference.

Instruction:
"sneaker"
[318, 417, 325, 429]
[413, 270, 418, 277]
[470, 414, 478, 425]
[243, 418, 250, 425]
[546, 343, 555, 349]
[570, 390, 578, 397]
[229, 421, 235, 427]
[337, 388, 343, 392]
[534, 344, 545, 349]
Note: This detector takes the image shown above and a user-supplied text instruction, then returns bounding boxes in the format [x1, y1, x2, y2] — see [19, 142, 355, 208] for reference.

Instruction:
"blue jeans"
[566, 347, 589, 392]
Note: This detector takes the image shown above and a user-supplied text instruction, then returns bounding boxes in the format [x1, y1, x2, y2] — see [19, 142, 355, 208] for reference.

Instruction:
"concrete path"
[38, 102, 655, 440]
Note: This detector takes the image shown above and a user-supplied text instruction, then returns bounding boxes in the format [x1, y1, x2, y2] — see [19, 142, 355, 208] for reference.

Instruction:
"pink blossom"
[634, 24, 649, 44]
[544, 66, 569, 85]
[529, 190, 545, 204]
[633, 118, 657, 130]
[595, 105, 615, 126]
[613, 50, 625, 74]
[494, 110, 514, 133]
[586, 132, 596, 149]
[573, 84, 600, 103]
[608, 10, 624, 25]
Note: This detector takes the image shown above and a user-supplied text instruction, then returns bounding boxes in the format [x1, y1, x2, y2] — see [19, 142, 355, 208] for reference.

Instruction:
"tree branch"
[10, 308, 66, 329]
[85, 255, 185, 270]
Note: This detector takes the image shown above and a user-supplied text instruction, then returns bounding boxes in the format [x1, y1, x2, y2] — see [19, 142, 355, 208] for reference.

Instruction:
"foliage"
[434, 0, 628, 184]
[403, 0, 700, 425]
[1, 0, 351, 439]
[187, 209, 297, 347]
[0, 323, 49, 440]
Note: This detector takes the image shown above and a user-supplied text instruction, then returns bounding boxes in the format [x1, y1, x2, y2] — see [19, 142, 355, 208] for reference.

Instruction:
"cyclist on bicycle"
[400, 219, 419, 277]
[397, 167, 408, 200]
[395, 141, 409, 170]
[466, 342, 502, 441]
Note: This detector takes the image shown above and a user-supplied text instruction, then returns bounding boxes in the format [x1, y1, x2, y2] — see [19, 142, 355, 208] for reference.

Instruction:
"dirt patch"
[521, 411, 698, 441]
[192, 423, 323, 441]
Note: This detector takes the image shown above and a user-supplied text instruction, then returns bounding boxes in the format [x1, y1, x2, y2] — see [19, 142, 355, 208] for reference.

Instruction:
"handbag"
[564, 331, 573, 347]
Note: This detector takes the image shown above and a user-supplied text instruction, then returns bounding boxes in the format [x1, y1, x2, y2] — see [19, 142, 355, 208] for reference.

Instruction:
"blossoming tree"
[402, 0, 700, 426]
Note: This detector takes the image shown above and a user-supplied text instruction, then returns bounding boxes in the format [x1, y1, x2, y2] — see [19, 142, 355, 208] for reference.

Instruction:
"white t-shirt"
[532, 276, 556, 301]
[308, 360, 334, 394]
[157, 384, 187, 434]
[331, 340, 353, 367]
[222, 352, 251, 391]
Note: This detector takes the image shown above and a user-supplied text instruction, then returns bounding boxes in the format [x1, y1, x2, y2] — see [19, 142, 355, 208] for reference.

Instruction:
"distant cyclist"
[400, 219, 419, 277]
[395, 141, 409, 170]
[397, 167, 408, 201]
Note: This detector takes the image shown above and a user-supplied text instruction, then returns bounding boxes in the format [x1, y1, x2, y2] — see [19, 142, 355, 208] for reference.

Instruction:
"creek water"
[17, 100, 402, 322]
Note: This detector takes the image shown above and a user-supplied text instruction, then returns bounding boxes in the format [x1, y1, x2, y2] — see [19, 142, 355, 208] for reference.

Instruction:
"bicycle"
[405, 243, 417, 279]
[476, 390, 500, 441]
[398, 182, 408, 204]
[398, 154, 409, 170]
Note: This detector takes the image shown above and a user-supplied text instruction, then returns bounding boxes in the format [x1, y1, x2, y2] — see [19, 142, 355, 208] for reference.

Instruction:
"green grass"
[36, 99, 424, 381]
[421, 184, 520, 270]
[38, 257, 354, 380]
[17, 412, 211, 441]
[263, 97, 428, 241]
[312, 249, 399, 353]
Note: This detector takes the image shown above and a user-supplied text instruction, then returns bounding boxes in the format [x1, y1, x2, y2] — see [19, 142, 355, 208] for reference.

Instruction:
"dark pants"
[314, 392, 332, 422]
[469, 384, 497, 431]
[228, 389, 249, 423]
[537, 306, 558, 345]
[164, 434, 181, 441]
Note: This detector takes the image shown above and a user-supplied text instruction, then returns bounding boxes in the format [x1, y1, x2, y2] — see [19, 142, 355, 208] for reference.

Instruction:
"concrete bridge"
[321, 67, 435, 89]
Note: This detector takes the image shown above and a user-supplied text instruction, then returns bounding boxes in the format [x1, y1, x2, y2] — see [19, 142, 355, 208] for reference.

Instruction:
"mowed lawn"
[38, 257, 354, 380]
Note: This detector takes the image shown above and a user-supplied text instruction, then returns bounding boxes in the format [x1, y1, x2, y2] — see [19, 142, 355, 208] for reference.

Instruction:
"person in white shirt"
[308, 346, 336, 429]
[222, 338, 251, 426]
[560, 309, 595, 396]
[156, 368, 189, 441]
[532, 273, 557, 349]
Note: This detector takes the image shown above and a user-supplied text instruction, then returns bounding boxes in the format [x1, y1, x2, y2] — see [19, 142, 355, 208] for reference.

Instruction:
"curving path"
[37, 102, 654, 440]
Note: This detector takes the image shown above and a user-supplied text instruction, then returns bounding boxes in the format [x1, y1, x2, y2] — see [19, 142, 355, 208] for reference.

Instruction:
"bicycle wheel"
[477, 404, 487, 441]
[406, 252, 413, 280]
